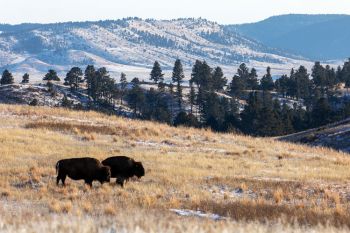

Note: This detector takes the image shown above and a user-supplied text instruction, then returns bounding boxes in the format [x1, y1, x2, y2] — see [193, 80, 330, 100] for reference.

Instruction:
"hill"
[229, 14, 350, 60]
[0, 18, 308, 81]
[279, 118, 350, 153]
[0, 105, 350, 232]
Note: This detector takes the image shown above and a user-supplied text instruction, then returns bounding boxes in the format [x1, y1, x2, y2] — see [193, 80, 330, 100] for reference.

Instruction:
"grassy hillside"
[0, 105, 350, 232]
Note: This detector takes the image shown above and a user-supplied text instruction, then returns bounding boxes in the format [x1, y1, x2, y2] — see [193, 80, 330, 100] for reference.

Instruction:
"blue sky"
[2, 0, 350, 24]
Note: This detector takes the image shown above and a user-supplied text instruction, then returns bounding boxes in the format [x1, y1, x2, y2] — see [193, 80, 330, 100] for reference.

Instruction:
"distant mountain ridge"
[229, 14, 350, 60]
[0, 18, 306, 81]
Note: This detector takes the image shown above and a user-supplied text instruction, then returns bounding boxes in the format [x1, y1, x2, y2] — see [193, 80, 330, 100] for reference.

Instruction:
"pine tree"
[294, 66, 311, 100]
[281, 103, 294, 134]
[190, 60, 203, 87]
[229, 75, 244, 97]
[325, 65, 336, 94]
[119, 72, 128, 105]
[237, 63, 249, 82]
[247, 68, 259, 90]
[212, 66, 227, 91]
[172, 59, 185, 110]
[1, 70, 14, 85]
[43, 69, 60, 81]
[336, 66, 342, 84]
[127, 78, 145, 116]
[168, 83, 174, 116]
[150, 61, 164, 83]
[190, 60, 212, 90]
[64, 67, 83, 91]
[85, 65, 96, 99]
[21, 73, 30, 84]
[311, 97, 332, 127]
[311, 61, 326, 94]
[255, 92, 282, 136]
[260, 67, 274, 91]
[174, 111, 199, 128]
[275, 74, 289, 98]
[188, 81, 196, 114]
[240, 92, 262, 135]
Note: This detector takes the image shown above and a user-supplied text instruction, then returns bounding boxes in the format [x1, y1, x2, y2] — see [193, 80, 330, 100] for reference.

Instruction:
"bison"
[102, 156, 145, 187]
[56, 157, 111, 187]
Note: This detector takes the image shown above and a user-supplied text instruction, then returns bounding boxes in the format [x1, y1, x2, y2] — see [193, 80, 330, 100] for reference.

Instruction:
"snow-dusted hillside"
[0, 18, 312, 81]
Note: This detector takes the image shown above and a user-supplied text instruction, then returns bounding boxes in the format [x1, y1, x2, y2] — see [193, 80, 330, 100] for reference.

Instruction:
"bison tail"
[55, 161, 60, 175]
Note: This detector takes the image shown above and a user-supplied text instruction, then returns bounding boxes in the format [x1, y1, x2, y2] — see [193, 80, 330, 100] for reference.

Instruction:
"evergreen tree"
[168, 83, 175, 116]
[174, 112, 199, 128]
[188, 81, 196, 114]
[294, 66, 311, 100]
[255, 92, 281, 136]
[119, 72, 128, 105]
[85, 65, 96, 98]
[311, 97, 332, 127]
[190, 60, 213, 121]
[281, 103, 294, 134]
[240, 92, 262, 135]
[247, 68, 259, 90]
[222, 99, 240, 132]
[260, 67, 274, 91]
[341, 59, 350, 95]
[1, 70, 14, 85]
[43, 69, 60, 81]
[64, 67, 83, 91]
[21, 73, 30, 84]
[325, 65, 336, 94]
[150, 61, 164, 83]
[172, 59, 185, 110]
[275, 74, 289, 98]
[229, 75, 244, 97]
[237, 63, 249, 89]
[311, 61, 327, 95]
[212, 66, 227, 91]
[292, 104, 308, 131]
[190, 60, 203, 88]
[202, 92, 224, 130]
[96, 67, 115, 107]
[190, 60, 212, 90]
[335, 66, 343, 84]
[127, 78, 145, 116]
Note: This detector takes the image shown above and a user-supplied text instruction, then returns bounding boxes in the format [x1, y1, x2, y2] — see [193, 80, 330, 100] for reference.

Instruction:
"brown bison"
[56, 157, 111, 187]
[102, 156, 145, 187]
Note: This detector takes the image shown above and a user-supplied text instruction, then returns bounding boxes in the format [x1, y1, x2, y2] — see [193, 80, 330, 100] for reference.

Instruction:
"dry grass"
[0, 104, 350, 232]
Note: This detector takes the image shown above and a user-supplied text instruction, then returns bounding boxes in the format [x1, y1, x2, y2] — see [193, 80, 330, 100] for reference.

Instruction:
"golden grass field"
[1, 104, 350, 232]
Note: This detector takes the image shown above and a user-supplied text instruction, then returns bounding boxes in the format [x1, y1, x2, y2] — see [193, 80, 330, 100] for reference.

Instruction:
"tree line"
[1, 58, 350, 137]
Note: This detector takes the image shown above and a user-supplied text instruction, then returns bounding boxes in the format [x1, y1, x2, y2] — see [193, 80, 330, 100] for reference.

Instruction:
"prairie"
[0, 104, 350, 232]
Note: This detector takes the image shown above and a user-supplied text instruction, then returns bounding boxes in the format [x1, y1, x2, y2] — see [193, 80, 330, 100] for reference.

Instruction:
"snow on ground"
[170, 209, 227, 221]
[0, 18, 339, 83]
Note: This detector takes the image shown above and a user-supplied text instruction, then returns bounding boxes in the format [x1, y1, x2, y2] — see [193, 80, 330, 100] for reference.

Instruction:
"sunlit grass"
[0, 104, 350, 232]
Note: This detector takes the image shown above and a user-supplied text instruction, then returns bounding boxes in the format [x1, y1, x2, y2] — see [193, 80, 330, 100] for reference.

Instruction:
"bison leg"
[56, 173, 66, 186]
[116, 177, 125, 187]
[61, 175, 66, 186]
[85, 179, 93, 187]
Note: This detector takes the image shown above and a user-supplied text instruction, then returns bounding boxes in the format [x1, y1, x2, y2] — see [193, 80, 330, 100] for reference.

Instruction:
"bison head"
[134, 161, 145, 178]
[98, 166, 111, 184]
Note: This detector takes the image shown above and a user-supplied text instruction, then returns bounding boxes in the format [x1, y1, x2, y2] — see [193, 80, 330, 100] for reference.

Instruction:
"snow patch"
[170, 209, 227, 221]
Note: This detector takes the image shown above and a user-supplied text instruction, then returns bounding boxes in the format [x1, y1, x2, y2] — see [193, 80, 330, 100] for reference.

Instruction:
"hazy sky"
[2, 0, 350, 25]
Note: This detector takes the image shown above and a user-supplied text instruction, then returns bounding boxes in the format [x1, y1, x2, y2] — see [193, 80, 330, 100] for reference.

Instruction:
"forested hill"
[0, 18, 305, 80]
[229, 14, 350, 60]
